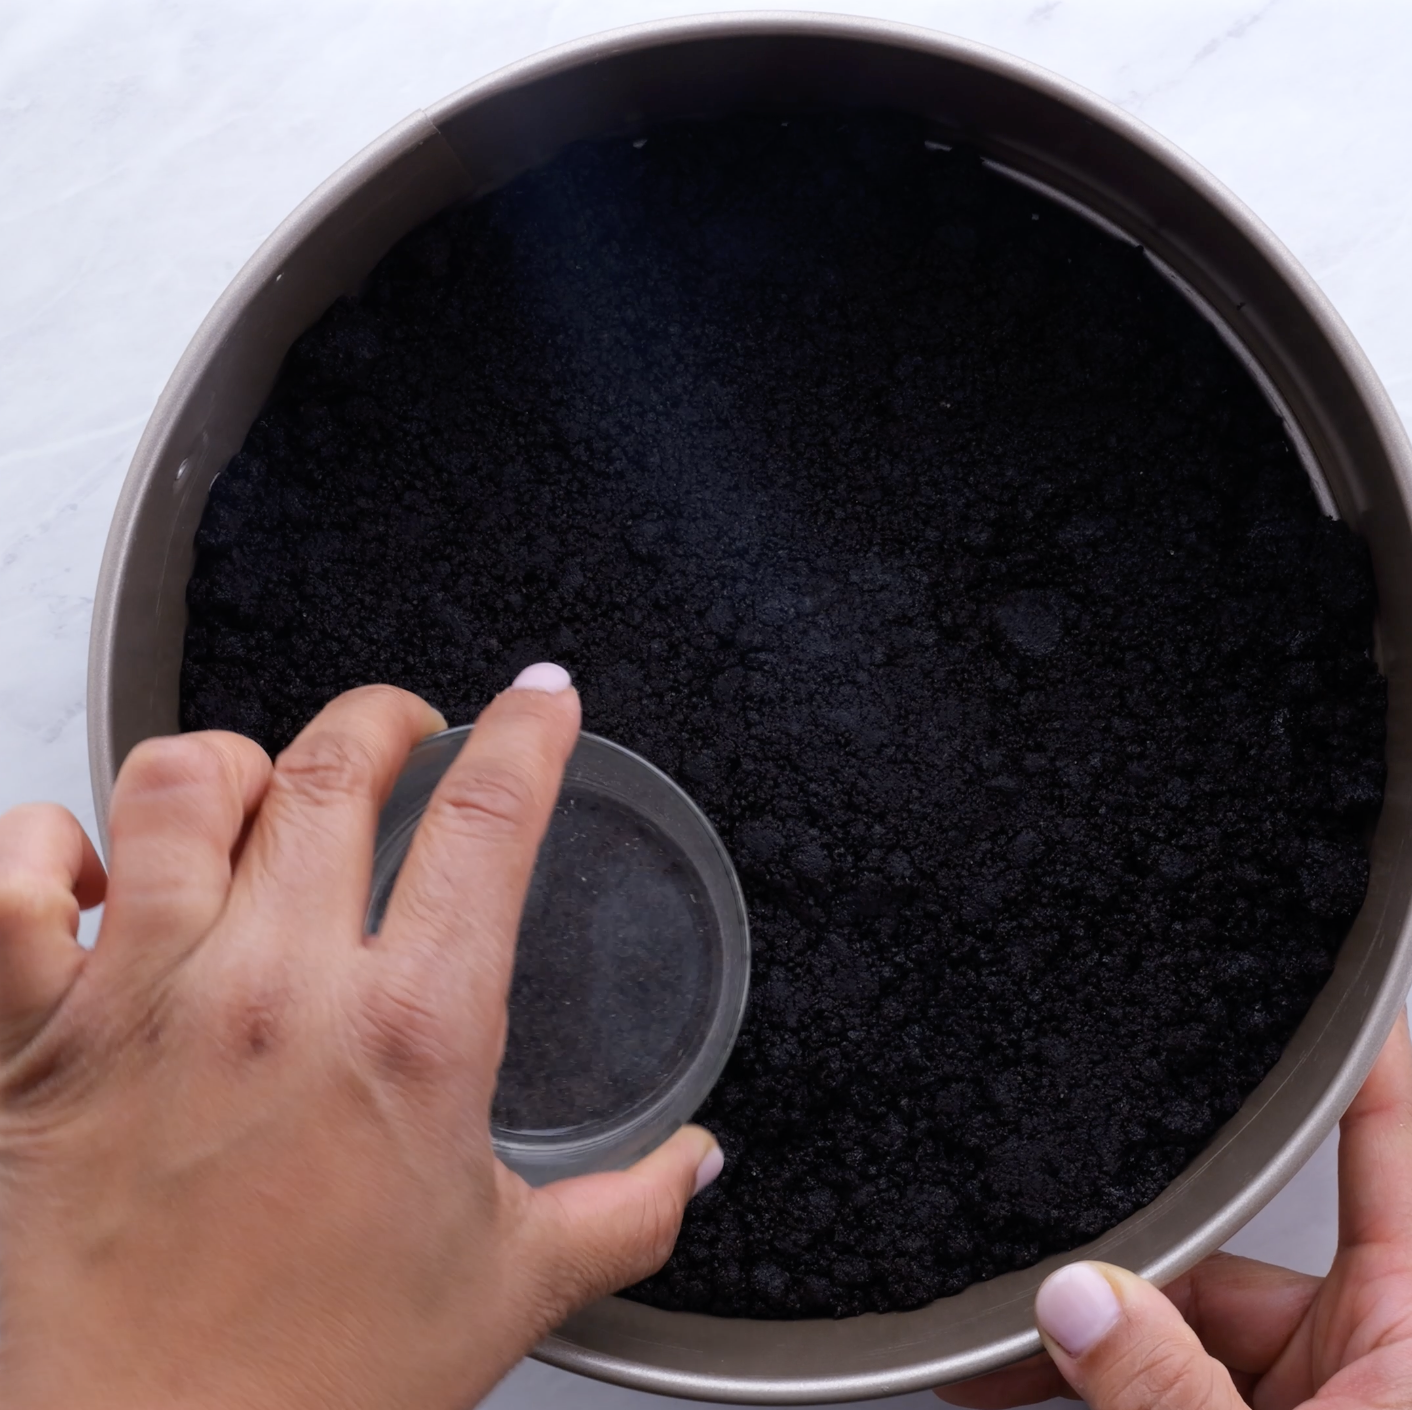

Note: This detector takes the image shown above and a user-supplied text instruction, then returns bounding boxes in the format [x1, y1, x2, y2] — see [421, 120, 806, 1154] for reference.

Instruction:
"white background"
[3, 2, 1409, 1406]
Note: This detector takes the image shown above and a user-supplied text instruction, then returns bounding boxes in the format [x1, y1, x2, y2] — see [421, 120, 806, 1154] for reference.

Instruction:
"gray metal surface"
[87, 11, 1412, 1404]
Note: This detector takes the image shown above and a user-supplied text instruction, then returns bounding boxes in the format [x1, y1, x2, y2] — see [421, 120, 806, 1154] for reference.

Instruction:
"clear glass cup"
[367, 728, 750, 1185]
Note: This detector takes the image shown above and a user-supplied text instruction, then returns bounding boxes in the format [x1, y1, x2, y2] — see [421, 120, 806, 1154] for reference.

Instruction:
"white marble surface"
[2, 2, 1409, 1405]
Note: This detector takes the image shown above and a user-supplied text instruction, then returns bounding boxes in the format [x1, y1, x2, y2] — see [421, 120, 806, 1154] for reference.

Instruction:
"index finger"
[232, 685, 446, 944]
[1161, 1252, 1318, 1374]
[376, 664, 580, 1014]
[1338, 1007, 1412, 1250]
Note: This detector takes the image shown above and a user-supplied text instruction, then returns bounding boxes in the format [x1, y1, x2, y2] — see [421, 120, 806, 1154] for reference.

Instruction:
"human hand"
[0, 669, 722, 1410]
[936, 1011, 1412, 1410]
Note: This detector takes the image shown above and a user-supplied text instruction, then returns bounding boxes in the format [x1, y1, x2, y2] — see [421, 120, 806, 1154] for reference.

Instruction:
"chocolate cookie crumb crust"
[181, 111, 1385, 1318]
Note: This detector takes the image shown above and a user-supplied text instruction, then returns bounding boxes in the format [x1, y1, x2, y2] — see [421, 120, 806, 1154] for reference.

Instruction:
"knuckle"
[227, 1000, 282, 1059]
[635, 1182, 686, 1271]
[357, 966, 458, 1083]
[517, 1261, 585, 1341]
[202, 970, 293, 1063]
[118, 734, 226, 803]
[1107, 1335, 1212, 1410]
[274, 730, 379, 806]
[557, 1185, 684, 1303]
[1, 1029, 90, 1109]
[520, 1202, 623, 1318]
[202, 730, 273, 782]
[542, 1240, 616, 1313]
[344, 683, 422, 715]
[0, 874, 73, 936]
[1, 801, 72, 838]
[430, 762, 539, 842]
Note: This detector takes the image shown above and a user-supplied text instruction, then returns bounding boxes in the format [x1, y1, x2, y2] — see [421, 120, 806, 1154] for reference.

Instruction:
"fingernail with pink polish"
[1035, 1263, 1120, 1357]
[693, 1144, 724, 1196]
[510, 662, 573, 694]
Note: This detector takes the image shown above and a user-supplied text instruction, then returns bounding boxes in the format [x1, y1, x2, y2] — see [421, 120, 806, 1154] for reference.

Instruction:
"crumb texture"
[182, 112, 1385, 1317]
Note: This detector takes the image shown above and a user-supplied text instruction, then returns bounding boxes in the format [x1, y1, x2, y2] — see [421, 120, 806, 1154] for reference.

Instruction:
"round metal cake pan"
[88, 12, 1412, 1404]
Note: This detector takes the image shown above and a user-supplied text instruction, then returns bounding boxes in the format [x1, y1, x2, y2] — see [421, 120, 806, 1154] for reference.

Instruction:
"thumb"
[1035, 1262, 1245, 1410]
[521, 1124, 723, 1316]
